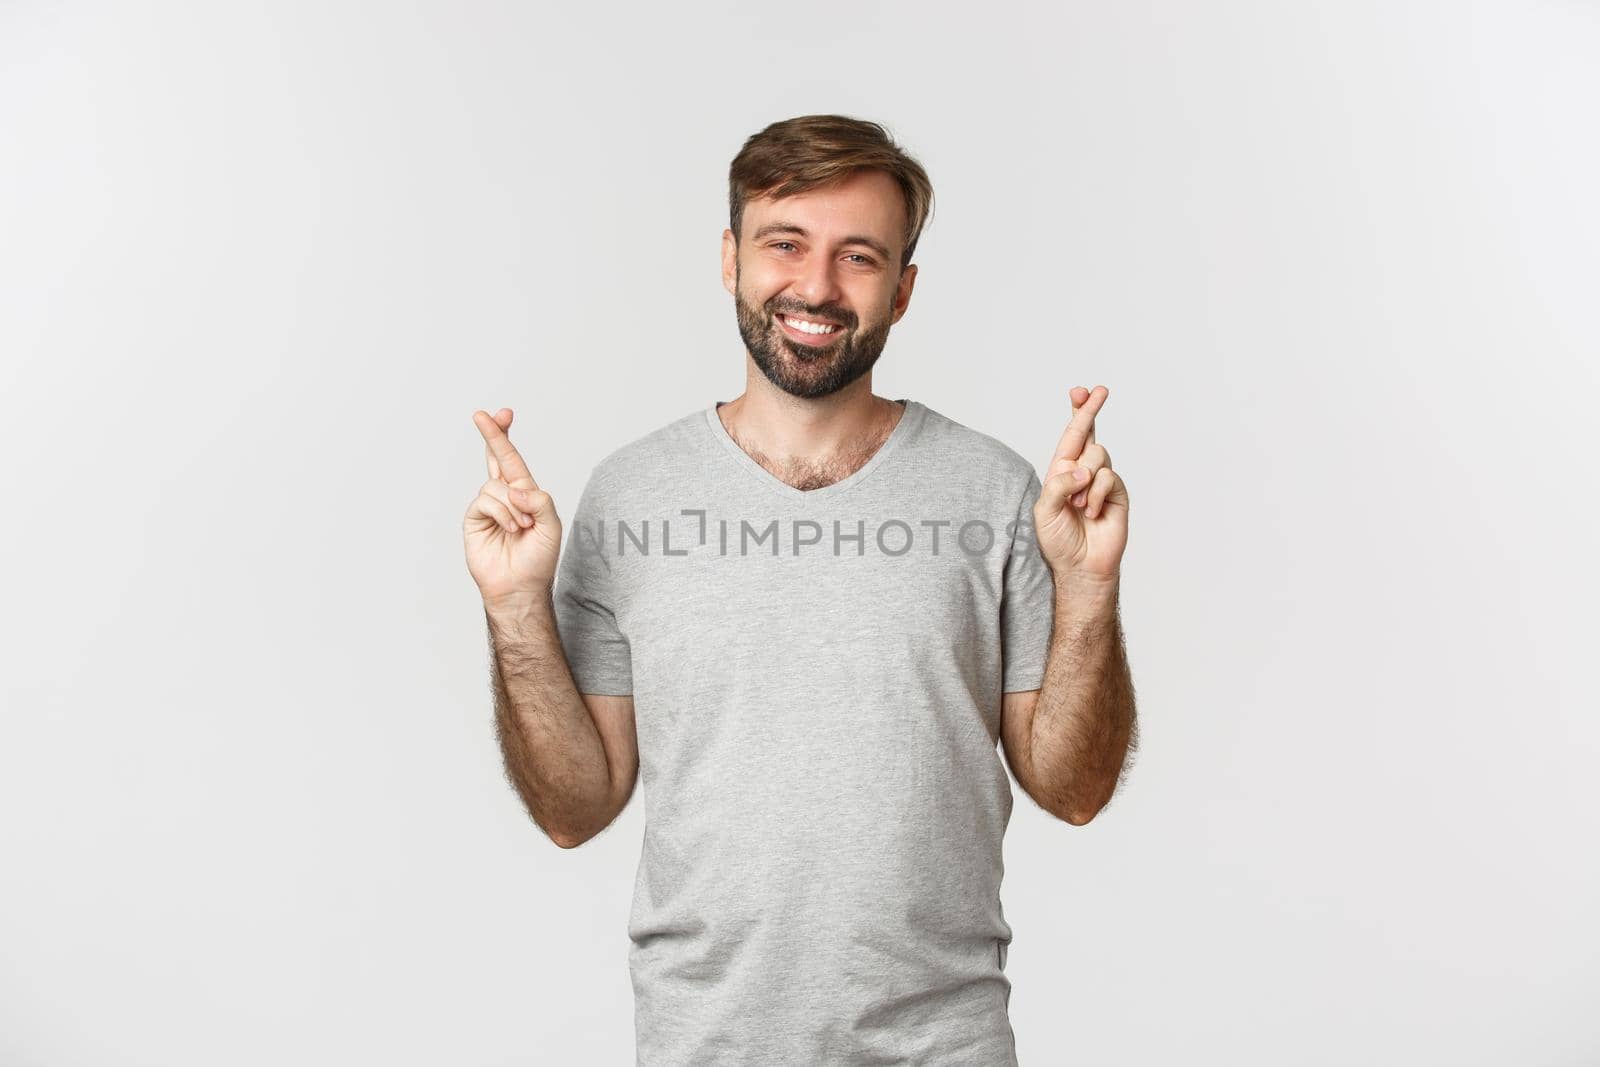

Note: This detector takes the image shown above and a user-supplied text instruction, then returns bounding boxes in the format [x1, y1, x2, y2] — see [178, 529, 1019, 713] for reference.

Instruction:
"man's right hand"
[464, 408, 563, 610]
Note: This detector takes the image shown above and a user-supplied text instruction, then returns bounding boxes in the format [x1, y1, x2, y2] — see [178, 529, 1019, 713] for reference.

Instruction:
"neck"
[721, 368, 898, 453]
[716, 368, 905, 490]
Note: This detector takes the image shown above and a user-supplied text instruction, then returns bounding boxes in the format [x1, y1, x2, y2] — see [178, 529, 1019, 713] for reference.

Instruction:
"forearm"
[1028, 577, 1138, 824]
[484, 592, 614, 847]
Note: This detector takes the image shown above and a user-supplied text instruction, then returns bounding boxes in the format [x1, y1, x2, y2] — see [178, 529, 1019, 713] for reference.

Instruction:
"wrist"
[1052, 570, 1120, 614]
[483, 587, 554, 623]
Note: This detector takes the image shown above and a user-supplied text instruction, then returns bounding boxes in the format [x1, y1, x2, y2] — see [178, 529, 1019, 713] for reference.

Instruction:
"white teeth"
[782, 315, 840, 335]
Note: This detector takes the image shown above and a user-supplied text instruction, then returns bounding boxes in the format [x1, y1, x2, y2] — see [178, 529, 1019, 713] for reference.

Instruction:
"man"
[463, 114, 1136, 1065]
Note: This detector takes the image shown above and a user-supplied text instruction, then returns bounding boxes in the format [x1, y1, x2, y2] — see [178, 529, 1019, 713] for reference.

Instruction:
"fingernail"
[519, 513, 533, 526]
[1072, 466, 1090, 482]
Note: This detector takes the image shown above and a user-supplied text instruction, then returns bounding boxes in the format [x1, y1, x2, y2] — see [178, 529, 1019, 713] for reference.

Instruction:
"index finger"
[484, 408, 513, 481]
[473, 409, 539, 490]
[1052, 385, 1109, 463]
[1069, 386, 1096, 446]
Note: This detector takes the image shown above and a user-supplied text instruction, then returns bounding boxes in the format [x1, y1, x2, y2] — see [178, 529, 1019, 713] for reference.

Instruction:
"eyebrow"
[750, 221, 894, 264]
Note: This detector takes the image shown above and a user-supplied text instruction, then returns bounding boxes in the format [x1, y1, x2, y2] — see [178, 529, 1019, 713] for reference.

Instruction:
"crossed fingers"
[1047, 385, 1115, 517]
[472, 407, 542, 529]
[474, 408, 539, 490]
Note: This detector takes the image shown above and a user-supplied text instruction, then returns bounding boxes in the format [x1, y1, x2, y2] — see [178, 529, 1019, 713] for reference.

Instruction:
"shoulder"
[912, 401, 1041, 493]
[578, 406, 711, 503]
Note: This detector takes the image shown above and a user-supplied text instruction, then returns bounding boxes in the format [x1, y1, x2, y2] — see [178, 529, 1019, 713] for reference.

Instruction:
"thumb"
[508, 485, 557, 522]
[1036, 464, 1091, 516]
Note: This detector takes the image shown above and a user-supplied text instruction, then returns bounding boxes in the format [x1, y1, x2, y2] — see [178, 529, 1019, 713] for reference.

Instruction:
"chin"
[777, 331, 843, 360]
[783, 344, 839, 364]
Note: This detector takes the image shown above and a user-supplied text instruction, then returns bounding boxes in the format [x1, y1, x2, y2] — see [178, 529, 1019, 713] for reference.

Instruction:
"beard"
[733, 268, 893, 400]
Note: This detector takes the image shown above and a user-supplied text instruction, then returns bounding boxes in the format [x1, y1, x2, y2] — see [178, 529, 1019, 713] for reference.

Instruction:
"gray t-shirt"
[552, 398, 1056, 1065]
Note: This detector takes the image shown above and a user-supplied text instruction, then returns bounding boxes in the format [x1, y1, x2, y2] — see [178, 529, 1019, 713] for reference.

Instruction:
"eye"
[845, 254, 875, 266]
[771, 241, 798, 252]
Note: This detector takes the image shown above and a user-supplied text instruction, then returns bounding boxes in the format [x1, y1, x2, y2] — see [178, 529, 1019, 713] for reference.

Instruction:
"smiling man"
[463, 114, 1137, 1065]
[731, 168, 904, 404]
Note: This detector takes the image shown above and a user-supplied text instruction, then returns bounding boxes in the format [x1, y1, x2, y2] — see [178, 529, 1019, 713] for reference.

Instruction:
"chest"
[609, 519, 1009, 700]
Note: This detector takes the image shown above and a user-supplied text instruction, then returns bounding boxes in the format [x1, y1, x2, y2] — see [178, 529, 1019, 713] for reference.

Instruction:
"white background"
[3, 2, 1596, 1064]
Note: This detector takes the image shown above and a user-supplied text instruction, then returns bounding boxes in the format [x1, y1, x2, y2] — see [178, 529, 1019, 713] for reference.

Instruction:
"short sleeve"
[1001, 469, 1057, 692]
[552, 474, 634, 696]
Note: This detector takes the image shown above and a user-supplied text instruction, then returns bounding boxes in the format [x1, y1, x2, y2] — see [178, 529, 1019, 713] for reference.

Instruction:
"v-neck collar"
[704, 398, 926, 502]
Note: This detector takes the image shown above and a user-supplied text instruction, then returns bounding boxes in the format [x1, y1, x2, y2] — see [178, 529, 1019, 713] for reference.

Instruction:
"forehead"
[745, 169, 905, 251]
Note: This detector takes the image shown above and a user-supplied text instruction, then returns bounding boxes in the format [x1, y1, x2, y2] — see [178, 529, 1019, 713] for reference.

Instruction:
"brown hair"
[728, 114, 934, 270]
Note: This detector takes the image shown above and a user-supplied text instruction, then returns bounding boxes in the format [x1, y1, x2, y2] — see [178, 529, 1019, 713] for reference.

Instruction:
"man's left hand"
[1034, 384, 1130, 587]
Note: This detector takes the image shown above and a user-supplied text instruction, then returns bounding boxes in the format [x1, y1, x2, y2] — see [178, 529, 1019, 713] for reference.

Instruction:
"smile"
[777, 314, 844, 343]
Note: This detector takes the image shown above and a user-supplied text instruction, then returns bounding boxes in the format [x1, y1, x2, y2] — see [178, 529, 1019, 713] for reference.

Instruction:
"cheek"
[739, 278, 784, 315]
[737, 258, 783, 294]
[846, 282, 895, 323]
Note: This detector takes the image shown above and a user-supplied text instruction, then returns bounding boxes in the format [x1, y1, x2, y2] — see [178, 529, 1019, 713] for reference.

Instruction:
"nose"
[789, 250, 843, 310]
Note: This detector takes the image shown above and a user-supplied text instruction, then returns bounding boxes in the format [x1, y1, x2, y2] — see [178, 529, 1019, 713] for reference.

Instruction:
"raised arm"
[464, 408, 637, 848]
[1002, 385, 1137, 825]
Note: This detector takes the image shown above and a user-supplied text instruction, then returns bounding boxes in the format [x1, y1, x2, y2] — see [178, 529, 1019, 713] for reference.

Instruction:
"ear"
[889, 263, 918, 324]
[721, 229, 738, 297]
